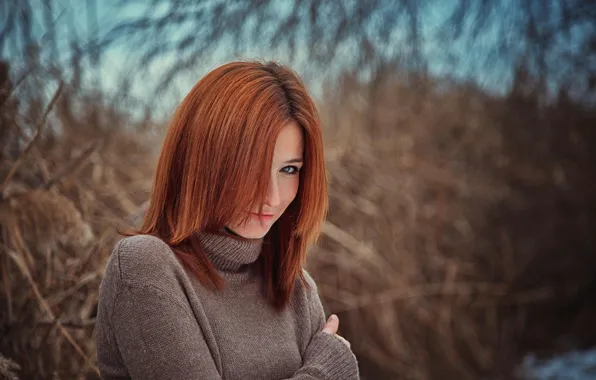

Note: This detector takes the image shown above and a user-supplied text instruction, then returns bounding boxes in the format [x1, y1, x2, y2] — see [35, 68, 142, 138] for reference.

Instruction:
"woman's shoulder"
[300, 268, 318, 291]
[290, 268, 327, 333]
[293, 268, 322, 304]
[104, 234, 182, 288]
[116, 233, 172, 258]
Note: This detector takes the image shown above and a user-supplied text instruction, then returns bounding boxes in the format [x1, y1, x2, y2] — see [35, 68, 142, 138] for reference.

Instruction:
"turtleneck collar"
[196, 229, 264, 272]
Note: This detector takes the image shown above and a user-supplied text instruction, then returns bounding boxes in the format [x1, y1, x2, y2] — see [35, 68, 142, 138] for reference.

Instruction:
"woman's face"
[226, 121, 304, 239]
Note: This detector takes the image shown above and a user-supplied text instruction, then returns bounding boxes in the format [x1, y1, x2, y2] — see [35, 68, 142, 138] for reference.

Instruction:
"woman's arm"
[106, 283, 223, 380]
[285, 270, 359, 380]
[97, 236, 356, 380]
[96, 237, 224, 380]
[286, 331, 359, 379]
[102, 275, 358, 380]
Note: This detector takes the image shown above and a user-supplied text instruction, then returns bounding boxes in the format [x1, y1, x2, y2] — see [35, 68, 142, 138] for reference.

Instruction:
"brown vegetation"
[0, 61, 156, 379]
[1, 60, 595, 379]
[310, 68, 596, 379]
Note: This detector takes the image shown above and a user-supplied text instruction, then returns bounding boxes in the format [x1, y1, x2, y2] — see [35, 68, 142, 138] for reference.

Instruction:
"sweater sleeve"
[97, 236, 358, 380]
[109, 283, 223, 380]
[108, 281, 357, 380]
[284, 270, 360, 380]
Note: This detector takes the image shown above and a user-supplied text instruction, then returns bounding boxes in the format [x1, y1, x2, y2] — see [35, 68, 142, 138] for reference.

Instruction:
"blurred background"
[1, 0, 596, 379]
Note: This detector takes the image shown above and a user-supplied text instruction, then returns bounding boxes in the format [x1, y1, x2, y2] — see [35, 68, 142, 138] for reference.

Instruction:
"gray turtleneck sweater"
[95, 232, 359, 379]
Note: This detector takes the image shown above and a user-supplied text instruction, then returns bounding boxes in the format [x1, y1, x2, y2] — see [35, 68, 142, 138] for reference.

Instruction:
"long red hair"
[123, 61, 327, 310]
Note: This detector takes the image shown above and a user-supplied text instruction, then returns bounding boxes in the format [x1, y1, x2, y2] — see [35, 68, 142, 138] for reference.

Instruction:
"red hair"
[123, 61, 328, 310]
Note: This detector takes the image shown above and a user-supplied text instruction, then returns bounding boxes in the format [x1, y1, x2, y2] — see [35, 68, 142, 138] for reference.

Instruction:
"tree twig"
[5, 243, 100, 376]
[44, 139, 103, 189]
[0, 82, 64, 193]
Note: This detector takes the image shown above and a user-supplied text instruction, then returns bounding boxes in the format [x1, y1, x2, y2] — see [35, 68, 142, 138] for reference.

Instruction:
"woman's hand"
[321, 314, 351, 349]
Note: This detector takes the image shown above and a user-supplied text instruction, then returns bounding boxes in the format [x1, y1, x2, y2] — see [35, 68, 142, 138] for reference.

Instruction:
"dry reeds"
[0, 353, 20, 380]
[0, 61, 156, 379]
[308, 69, 596, 379]
[1, 58, 595, 379]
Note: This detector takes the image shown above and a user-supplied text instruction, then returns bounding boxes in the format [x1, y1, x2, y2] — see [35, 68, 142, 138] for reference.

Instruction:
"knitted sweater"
[95, 232, 359, 379]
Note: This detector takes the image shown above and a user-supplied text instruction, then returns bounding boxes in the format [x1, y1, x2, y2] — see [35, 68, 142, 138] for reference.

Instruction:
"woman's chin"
[226, 225, 271, 239]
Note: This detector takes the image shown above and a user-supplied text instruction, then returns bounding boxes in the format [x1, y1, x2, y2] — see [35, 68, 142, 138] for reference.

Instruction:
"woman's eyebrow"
[284, 158, 303, 164]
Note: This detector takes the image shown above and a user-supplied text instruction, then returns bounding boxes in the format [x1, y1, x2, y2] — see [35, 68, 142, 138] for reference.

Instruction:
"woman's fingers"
[321, 314, 339, 335]
[322, 314, 351, 348]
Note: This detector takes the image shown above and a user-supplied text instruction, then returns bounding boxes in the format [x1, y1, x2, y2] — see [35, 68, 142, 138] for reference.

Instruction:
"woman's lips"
[250, 212, 274, 222]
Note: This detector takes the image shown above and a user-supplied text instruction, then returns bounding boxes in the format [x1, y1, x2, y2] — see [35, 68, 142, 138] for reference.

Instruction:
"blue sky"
[5, 1, 503, 116]
[83, 1, 498, 116]
[8, 0, 588, 119]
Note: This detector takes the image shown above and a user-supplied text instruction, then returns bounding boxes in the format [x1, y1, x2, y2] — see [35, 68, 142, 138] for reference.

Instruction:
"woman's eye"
[281, 165, 300, 175]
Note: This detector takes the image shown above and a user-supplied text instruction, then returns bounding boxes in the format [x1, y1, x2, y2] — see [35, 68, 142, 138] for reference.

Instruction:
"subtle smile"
[250, 212, 274, 222]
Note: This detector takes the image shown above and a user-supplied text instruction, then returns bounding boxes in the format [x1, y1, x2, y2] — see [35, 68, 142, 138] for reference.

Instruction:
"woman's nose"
[265, 177, 281, 207]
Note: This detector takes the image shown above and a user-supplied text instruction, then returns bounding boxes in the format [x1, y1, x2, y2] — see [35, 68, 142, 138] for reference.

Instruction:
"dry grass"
[1, 61, 595, 379]
[0, 353, 20, 380]
[0, 62, 156, 379]
[307, 70, 596, 379]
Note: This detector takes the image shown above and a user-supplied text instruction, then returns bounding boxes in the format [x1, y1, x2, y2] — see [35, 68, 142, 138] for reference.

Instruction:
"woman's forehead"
[272, 122, 304, 161]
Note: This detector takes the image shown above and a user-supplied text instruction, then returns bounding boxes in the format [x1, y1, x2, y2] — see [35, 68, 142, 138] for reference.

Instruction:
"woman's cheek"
[280, 176, 300, 207]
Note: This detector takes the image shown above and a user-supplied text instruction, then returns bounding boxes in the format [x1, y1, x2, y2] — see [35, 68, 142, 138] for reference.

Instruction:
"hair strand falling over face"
[121, 61, 328, 310]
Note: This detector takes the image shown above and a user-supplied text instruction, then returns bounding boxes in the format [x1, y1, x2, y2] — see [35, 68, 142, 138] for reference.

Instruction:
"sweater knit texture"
[95, 231, 359, 379]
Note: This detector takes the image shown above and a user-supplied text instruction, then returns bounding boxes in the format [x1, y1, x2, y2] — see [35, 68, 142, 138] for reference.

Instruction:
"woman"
[95, 61, 359, 380]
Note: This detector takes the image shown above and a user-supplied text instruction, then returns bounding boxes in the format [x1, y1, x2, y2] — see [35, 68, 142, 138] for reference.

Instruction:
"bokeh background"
[1, 1, 596, 379]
